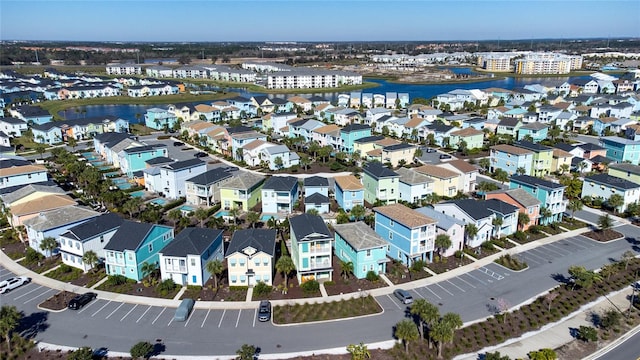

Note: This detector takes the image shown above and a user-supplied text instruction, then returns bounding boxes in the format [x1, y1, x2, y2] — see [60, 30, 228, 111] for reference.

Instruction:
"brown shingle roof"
[314, 124, 341, 134]
[334, 175, 363, 191]
[11, 194, 76, 216]
[287, 96, 311, 104]
[552, 148, 573, 158]
[374, 203, 436, 228]
[405, 117, 425, 128]
[414, 164, 459, 179]
[444, 159, 478, 173]
[242, 139, 267, 151]
[451, 127, 483, 137]
[375, 138, 401, 147]
[0, 164, 47, 177]
[491, 144, 533, 156]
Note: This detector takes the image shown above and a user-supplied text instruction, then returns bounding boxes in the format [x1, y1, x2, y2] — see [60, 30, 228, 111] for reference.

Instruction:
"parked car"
[174, 298, 195, 321]
[439, 154, 452, 159]
[258, 300, 271, 322]
[393, 289, 414, 305]
[426, 148, 436, 153]
[173, 141, 184, 146]
[0, 276, 30, 294]
[193, 152, 208, 158]
[68, 292, 97, 310]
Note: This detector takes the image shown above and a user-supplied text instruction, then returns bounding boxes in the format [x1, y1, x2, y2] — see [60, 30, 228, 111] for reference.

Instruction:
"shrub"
[130, 341, 153, 360]
[24, 248, 44, 264]
[454, 250, 465, 259]
[411, 259, 427, 273]
[157, 135, 170, 140]
[600, 308, 622, 330]
[528, 225, 542, 234]
[106, 274, 129, 286]
[481, 241, 495, 251]
[67, 346, 93, 360]
[513, 231, 526, 241]
[330, 162, 345, 171]
[366, 270, 380, 282]
[157, 279, 177, 294]
[253, 281, 272, 297]
[323, 281, 335, 286]
[58, 264, 73, 273]
[301, 279, 320, 295]
[577, 325, 598, 342]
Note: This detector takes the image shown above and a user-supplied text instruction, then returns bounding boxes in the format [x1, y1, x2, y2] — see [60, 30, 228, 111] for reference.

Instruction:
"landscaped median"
[272, 295, 383, 325]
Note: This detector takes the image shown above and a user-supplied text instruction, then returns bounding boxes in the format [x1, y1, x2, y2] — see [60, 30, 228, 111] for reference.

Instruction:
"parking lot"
[415, 146, 457, 164]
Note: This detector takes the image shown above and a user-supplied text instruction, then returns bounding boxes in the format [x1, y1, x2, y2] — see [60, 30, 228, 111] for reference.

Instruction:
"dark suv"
[258, 300, 271, 322]
[68, 292, 97, 310]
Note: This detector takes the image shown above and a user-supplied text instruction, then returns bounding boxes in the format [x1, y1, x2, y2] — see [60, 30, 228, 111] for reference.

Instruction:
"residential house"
[312, 124, 343, 150]
[8, 105, 52, 125]
[374, 203, 437, 265]
[414, 164, 463, 197]
[575, 143, 608, 160]
[353, 135, 385, 157]
[8, 194, 76, 227]
[485, 188, 541, 231]
[58, 213, 124, 271]
[219, 173, 265, 211]
[449, 127, 484, 150]
[24, 206, 100, 256]
[261, 176, 299, 215]
[433, 199, 495, 248]
[377, 143, 416, 168]
[608, 163, 640, 185]
[289, 213, 333, 282]
[262, 112, 297, 136]
[144, 107, 178, 130]
[231, 131, 268, 161]
[396, 167, 434, 204]
[485, 199, 519, 237]
[489, 144, 534, 176]
[415, 207, 465, 257]
[496, 117, 523, 138]
[305, 193, 330, 214]
[225, 229, 277, 286]
[581, 174, 640, 213]
[288, 118, 325, 143]
[104, 221, 174, 281]
[149, 159, 207, 199]
[0, 158, 48, 189]
[288, 96, 313, 112]
[551, 148, 573, 174]
[0, 117, 28, 138]
[517, 123, 549, 142]
[600, 136, 640, 165]
[362, 162, 399, 205]
[439, 159, 479, 194]
[334, 175, 364, 212]
[425, 123, 457, 147]
[513, 141, 554, 177]
[333, 222, 388, 278]
[159, 227, 224, 286]
[304, 176, 329, 197]
[340, 124, 372, 154]
[259, 144, 299, 171]
[184, 168, 233, 206]
[118, 145, 168, 177]
[509, 175, 566, 224]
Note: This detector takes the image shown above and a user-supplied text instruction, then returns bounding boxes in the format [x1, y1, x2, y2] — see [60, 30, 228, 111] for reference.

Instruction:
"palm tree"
[559, 163, 570, 174]
[140, 261, 158, 285]
[228, 207, 241, 225]
[518, 212, 530, 231]
[539, 207, 553, 225]
[168, 208, 182, 227]
[82, 250, 99, 272]
[299, 155, 311, 170]
[205, 259, 224, 289]
[275, 255, 295, 294]
[478, 158, 490, 172]
[394, 319, 419, 354]
[607, 194, 624, 214]
[434, 234, 452, 260]
[0, 305, 22, 352]
[516, 167, 527, 176]
[464, 223, 478, 247]
[246, 211, 260, 228]
[567, 199, 583, 219]
[123, 197, 143, 219]
[194, 208, 209, 228]
[492, 217, 503, 238]
[39, 236, 58, 257]
[598, 214, 613, 232]
[306, 208, 319, 216]
[431, 313, 463, 358]
[350, 205, 366, 221]
[339, 260, 354, 280]
[67, 137, 78, 152]
[410, 299, 440, 343]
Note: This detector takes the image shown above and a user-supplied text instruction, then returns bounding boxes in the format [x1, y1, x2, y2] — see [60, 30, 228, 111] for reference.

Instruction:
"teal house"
[118, 144, 168, 177]
[517, 123, 549, 143]
[104, 221, 174, 281]
[600, 136, 640, 165]
[333, 222, 388, 279]
[145, 107, 178, 130]
[509, 175, 566, 224]
[340, 124, 372, 154]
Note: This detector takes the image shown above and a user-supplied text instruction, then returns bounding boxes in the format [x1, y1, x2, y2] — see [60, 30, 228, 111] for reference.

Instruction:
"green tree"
[577, 325, 598, 342]
[130, 341, 153, 360]
[516, 167, 527, 175]
[464, 223, 478, 245]
[568, 265, 602, 290]
[350, 205, 366, 221]
[598, 214, 613, 232]
[67, 137, 78, 152]
[0, 305, 22, 353]
[205, 259, 224, 289]
[336, 212, 350, 224]
[194, 208, 209, 228]
[123, 197, 143, 219]
[306, 208, 319, 216]
[621, 250, 636, 270]
[606, 194, 624, 214]
[276, 255, 295, 294]
[168, 208, 182, 227]
[478, 158, 490, 172]
[394, 319, 419, 354]
[493, 168, 509, 184]
[235, 344, 256, 360]
[528, 348, 557, 360]
[67, 346, 94, 360]
[492, 217, 504, 238]
[339, 260, 354, 280]
[567, 199, 583, 218]
[346, 342, 371, 360]
[517, 212, 530, 231]
[274, 156, 284, 169]
[318, 145, 332, 163]
[40, 236, 58, 257]
[140, 261, 158, 285]
[35, 143, 46, 159]
[410, 299, 439, 344]
[299, 155, 311, 170]
[434, 234, 452, 260]
[539, 207, 553, 224]
[431, 312, 463, 358]
[308, 141, 321, 160]
[228, 207, 241, 225]
[484, 351, 511, 360]
[246, 211, 260, 228]
[559, 163, 570, 175]
[82, 250, 99, 272]
[414, 147, 423, 158]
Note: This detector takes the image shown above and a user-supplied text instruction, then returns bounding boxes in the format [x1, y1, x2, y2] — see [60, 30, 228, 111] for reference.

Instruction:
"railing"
[309, 245, 331, 254]
[309, 260, 331, 270]
[166, 266, 187, 273]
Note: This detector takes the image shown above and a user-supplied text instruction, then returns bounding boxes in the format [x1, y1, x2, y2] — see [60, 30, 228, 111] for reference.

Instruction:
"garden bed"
[463, 244, 499, 260]
[39, 291, 77, 311]
[581, 229, 624, 242]
[69, 268, 107, 288]
[494, 254, 528, 271]
[1, 240, 28, 260]
[22, 254, 62, 274]
[540, 224, 564, 235]
[180, 282, 248, 302]
[45, 264, 83, 282]
[509, 230, 547, 244]
[273, 295, 382, 324]
[386, 259, 431, 284]
[426, 254, 474, 274]
[323, 276, 387, 296]
[490, 237, 516, 250]
[560, 219, 588, 230]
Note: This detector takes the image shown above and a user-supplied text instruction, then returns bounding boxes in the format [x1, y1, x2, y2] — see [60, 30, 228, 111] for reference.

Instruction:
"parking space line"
[423, 286, 442, 299]
[136, 306, 152, 323]
[92, 301, 112, 317]
[386, 294, 402, 309]
[524, 250, 547, 263]
[434, 282, 454, 296]
[218, 309, 226, 328]
[253, 308, 257, 327]
[545, 243, 571, 255]
[454, 276, 476, 289]
[412, 289, 425, 298]
[105, 303, 124, 319]
[463, 272, 488, 285]
[235, 310, 242, 328]
[558, 239, 588, 250]
[446, 280, 465, 292]
[24, 288, 53, 304]
[184, 309, 195, 327]
[151, 307, 166, 325]
[537, 245, 565, 258]
[13, 285, 43, 300]
[120, 304, 137, 322]
[201, 309, 210, 328]
[78, 299, 99, 314]
[167, 316, 173, 326]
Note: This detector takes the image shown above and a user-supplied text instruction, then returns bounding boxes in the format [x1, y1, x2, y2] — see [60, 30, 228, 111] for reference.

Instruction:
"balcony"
[310, 259, 331, 270]
[166, 266, 187, 273]
[309, 244, 331, 254]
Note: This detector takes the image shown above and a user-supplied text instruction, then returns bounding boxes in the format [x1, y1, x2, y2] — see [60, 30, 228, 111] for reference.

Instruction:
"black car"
[68, 292, 97, 310]
[173, 141, 184, 146]
[439, 154, 452, 159]
[258, 300, 271, 322]
[426, 148, 436, 153]
[193, 152, 208, 158]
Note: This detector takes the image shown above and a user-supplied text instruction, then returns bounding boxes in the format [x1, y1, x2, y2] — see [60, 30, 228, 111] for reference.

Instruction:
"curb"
[583, 323, 640, 360]
[272, 304, 385, 327]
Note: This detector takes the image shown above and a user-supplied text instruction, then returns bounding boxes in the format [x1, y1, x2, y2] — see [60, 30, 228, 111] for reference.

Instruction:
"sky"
[1, 0, 639, 42]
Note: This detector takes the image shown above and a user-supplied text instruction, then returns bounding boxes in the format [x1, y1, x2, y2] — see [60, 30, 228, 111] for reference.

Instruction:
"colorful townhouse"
[32, 116, 130, 145]
[374, 203, 437, 265]
[288, 118, 325, 143]
[219, 173, 265, 211]
[438, 160, 479, 194]
[414, 164, 463, 197]
[144, 107, 178, 130]
[449, 127, 484, 150]
[551, 149, 573, 174]
[378, 143, 417, 168]
[513, 141, 554, 177]
[433, 199, 495, 248]
[496, 117, 523, 138]
[485, 188, 541, 231]
[159, 227, 224, 286]
[0, 117, 28, 138]
[489, 144, 534, 176]
[0, 158, 48, 189]
[608, 163, 640, 185]
[290, 213, 333, 282]
[340, 124, 372, 154]
[517, 123, 549, 142]
[118, 144, 168, 177]
[353, 135, 385, 157]
[104, 221, 174, 282]
[303, 176, 329, 197]
[8, 194, 76, 227]
[334, 174, 364, 212]
[509, 175, 566, 224]
[147, 159, 207, 199]
[184, 168, 233, 206]
[581, 174, 640, 213]
[261, 176, 299, 215]
[333, 222, 388, 278]
[485, 199, 519, 237]
[600, 136, 640, 165]
[362, 162, 400, 205]
[415, 206, 464, 257]
[225, 229, 277, 286]
[396, 167, 434, 204]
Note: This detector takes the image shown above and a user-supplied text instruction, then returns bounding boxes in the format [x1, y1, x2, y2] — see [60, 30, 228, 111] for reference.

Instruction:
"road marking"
[454, 276, 476, 289]
[523, 250, 546, 263]
[218, 309, 226, 328]
[78, 299, 99, 314]
[478, 267, 504, 281]
[105, 303, 124, 319]
[537, 245, 565, 258]
[23, 288, 53, 304]
[463, 272, 487, 285]
[446, 280, 466, 292]
[120, 304, 137, 321]
[435, 282, 455, 295]
[386, 294, 402, 309]
[546, 243, 571, 255]
[184, 309, 195, 327]
[235, 310, 242, 328]
[167, 316, 173, 326]
[201, 309, 210, 328]
[13, 285, 43, 300]
[423, 286, 442, 300]
[412, 289, 425, 298]
[92, 301, 112, 317]
[151, 307, 166, 325]
[136, 306, 152, 323]
[253, 308, 257, 327]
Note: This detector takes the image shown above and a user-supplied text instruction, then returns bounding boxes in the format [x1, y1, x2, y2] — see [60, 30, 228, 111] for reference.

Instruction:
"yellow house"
[551, 148, 573, 174]
[414, 165, 463, 197]
[219, 173, 265, 211]
[380, 143, 416, 168]
[225, 229, 276, 286]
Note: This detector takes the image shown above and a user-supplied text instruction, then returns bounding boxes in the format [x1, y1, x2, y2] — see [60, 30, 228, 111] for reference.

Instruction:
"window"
[75, 242, 80, 249]
[191, 259, 196, 266]
[127, 253, 133, 261]
[239, 258, 246, 266]
[148, 244, 153, 252]
[389, 232, 393, 240]
[100, 235, 104, 243]
[60, 238, 65, 246]
[390, 220, 394, 227]
[230, 259, 237, 266]
[254, 258, 260, 266]
[263, 257, 268, 265]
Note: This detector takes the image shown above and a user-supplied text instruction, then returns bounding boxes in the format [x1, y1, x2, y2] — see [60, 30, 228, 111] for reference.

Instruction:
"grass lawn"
[494, 254, 528, 271]
[45, 265, 83, 282]
[560, 219, 588, 230]
[273, 295, 382, 324]
[130, 124, 155, 136]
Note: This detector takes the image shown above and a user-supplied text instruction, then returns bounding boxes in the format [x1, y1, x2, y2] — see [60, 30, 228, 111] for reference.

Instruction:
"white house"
[153, 158, 207, 199]
[396, 167, 434, 204]
[0, 117, 28, 138]
[0, 158, 48, 189]
[415, 207, 465, 258]
[225, 229, 277, 286]
[581, 174, 640, 213]
[433, 199, 495, 248]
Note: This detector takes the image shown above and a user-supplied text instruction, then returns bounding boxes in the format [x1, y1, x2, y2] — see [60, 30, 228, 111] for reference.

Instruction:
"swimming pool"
[261, 214, 279, 222]
[180, 205, 196, 214]
[103, 172, 120, 178]
[129, 191, 145, 198]
[111, 178, 127, 184]
[149, 198, 167, 206]
[117, 183, 132, 190]
[214, 210, 229, 218]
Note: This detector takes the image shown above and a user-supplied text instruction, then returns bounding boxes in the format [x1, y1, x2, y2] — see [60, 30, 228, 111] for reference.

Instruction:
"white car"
[0, 276, 31, 294]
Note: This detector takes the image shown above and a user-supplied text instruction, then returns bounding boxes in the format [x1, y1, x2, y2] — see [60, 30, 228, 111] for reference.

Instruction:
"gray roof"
[384, 143, 415, 151]
[162, 158, 205, 171]
[415, 207, 464, 231]
[0, 117, 26, 125]
[263, 176, 297, 192]
[0, 184, 65, 204]
[363, 162, 399, 179]
[122, 144, 167, 154]
[333, 222, 387, 251]
[520, 122, 548, 130]
[575, 143, 605, 152]
[510, 175, 565, 190]
[145, 157, 174, 166]
[105, 221, 171, 252]
[305, 192, 330, 205]
[225, 229, 276, 257]
[263, 144, 290, 155]
[609, 162, 640, 175]
[396, 167, 434, 185]
[304, 176, 329, 187]
[489, 188, 541, 208]
[222, 173, 265, 190]
[584, 174, 640, 190]
[445, 199, 494, 220]
[601, 136, 640, 145]
[514, 140, 552, 152]
[59, 213, 124, 241]
[485, 199, 519, 215]
[22, 206, 100, 232]
[186, 168, 232, 186]
[353, 135, 385, 144]
[160, 227, 223, 257]
[289, 213, 331, 241]
[498, 117, 521, 127]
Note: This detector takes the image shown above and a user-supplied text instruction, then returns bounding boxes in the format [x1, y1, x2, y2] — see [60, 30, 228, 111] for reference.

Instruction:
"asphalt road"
[594, 329, 640, 360]
[2, 222, 639, 357]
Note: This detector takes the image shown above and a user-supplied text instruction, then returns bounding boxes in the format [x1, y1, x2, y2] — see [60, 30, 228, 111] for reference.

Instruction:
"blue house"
[373, 203, 437, 265]
[118, 144, 168, 177]
[517, 123, 549, 142]
[10, 105, 52, 125]
[340, 124, 372, 154]
[227, 96, 257, 117]
[600, 136, 640, 165]
[509, 175, 566, 224]
[104, 221, 174, 281]
[144, 107, 178, 130]
[261, 176, 299, 215]
[303, 176, 329, 197]
[334, 174, 364, 212]
[334, 222, 388, 279]
[304, 193, 330, 214]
